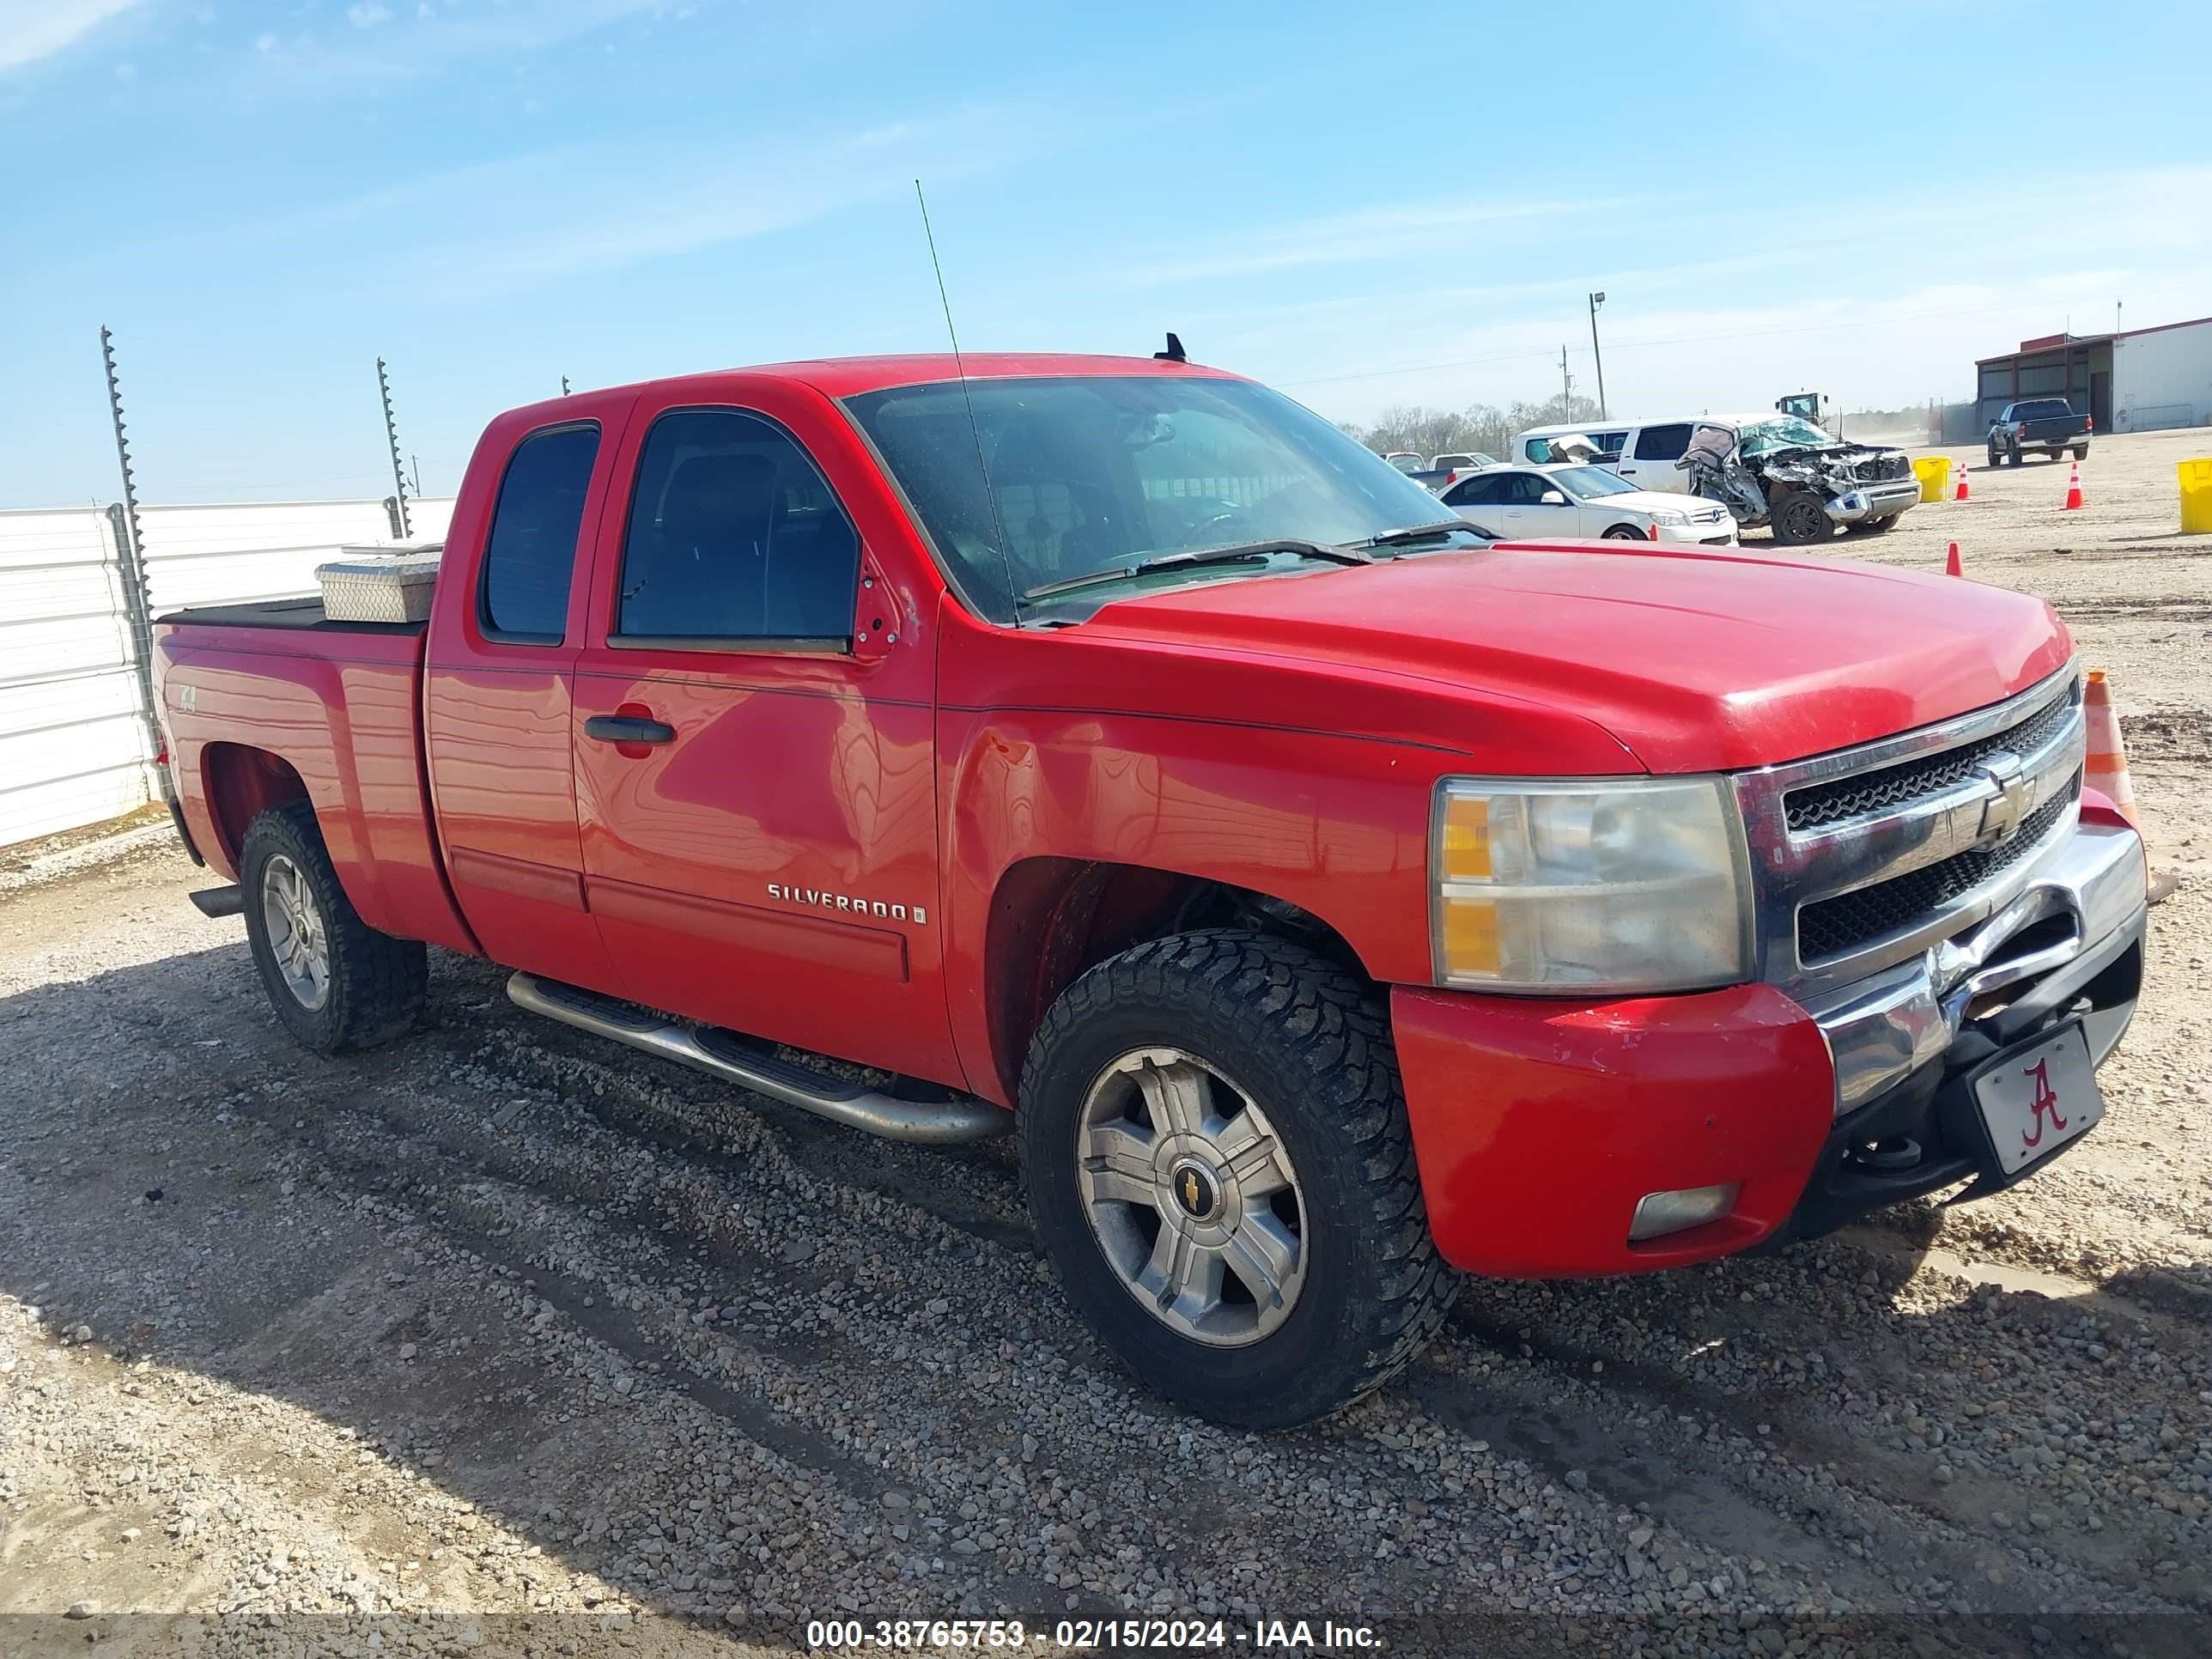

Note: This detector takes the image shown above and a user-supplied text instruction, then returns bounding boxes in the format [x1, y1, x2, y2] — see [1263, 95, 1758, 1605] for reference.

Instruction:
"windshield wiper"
[1020, 538, 1371, 602]
[1355, 520, 1485, 549]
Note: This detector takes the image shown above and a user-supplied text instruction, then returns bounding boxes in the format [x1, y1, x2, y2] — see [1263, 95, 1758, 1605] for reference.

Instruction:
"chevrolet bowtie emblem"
[1182, 1171, 1200, 1210]
[1975, 750, 2029, 844]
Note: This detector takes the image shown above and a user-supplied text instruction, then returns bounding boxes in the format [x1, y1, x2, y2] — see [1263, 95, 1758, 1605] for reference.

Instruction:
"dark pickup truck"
[1989, 398, 2092, 466]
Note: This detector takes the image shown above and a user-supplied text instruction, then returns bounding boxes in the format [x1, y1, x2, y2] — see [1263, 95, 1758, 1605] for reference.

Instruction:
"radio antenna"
[914, 179, 1018, 616]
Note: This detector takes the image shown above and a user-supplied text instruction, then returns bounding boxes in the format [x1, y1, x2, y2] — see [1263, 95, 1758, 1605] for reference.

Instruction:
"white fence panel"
[0, 507, 150, 847]
[139, 497, 456, 615]
[0, 495, 459, 848]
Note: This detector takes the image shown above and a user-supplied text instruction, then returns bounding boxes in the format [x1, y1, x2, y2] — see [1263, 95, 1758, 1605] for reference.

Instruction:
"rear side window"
[1443, 475, 1504, 507]
[480, 423, 600, 641]
[616, 409, 860, 644]
[1589, 430, 1629, 457]
[1632, 423, 1692, 462]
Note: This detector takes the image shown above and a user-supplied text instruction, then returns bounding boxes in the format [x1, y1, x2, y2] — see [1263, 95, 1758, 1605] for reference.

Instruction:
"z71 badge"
[765, 884, 927, 926]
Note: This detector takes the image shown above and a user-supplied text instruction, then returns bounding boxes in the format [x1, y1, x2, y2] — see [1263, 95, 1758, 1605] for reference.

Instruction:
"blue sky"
[2, 0, 2206, 506]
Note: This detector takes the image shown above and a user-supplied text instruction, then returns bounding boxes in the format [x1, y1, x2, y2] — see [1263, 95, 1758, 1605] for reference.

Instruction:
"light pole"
[1587, 291, 1607, 420]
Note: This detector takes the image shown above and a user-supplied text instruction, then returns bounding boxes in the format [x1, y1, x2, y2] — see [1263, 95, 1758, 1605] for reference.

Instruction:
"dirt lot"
[2, 429, 2209, 1658]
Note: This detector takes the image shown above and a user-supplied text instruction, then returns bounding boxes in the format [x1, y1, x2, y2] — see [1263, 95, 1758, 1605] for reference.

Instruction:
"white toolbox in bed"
[316, 544, 445, 624]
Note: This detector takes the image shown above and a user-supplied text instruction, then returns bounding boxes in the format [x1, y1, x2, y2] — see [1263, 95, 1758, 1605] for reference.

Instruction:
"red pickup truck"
[154, 352, 2148, 1429]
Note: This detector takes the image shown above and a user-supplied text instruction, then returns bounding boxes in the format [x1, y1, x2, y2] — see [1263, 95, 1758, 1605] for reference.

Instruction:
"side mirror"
[1540, 489, 1568, 506]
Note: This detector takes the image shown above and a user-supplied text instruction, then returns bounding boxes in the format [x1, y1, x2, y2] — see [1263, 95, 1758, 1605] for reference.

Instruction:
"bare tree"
[1350, 394, 1607, 460]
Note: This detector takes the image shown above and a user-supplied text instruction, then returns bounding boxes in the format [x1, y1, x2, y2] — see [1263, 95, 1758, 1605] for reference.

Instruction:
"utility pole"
[1558, 344, 1574, 410]
[1587, 291, 1607, 420]
[376, 357, 412, 539]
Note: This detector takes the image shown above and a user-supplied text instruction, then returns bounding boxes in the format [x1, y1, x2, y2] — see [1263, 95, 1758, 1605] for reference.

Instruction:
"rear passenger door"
[425, 403, 630, 988]
[1440, 472, 1510, 534]
[1616, 422, 1692, 491]
[568, 397, 960, 1084]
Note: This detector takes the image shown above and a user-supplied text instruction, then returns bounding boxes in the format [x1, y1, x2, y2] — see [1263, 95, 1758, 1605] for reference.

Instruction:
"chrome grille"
[1797, 775, 2081, 962]
[1734, 664, 2087, 992]
[1784, 688, 2078, 831]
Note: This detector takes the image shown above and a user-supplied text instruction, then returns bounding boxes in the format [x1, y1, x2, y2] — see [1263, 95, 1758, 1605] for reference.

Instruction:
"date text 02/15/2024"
[802, 1620, 1382, 1650]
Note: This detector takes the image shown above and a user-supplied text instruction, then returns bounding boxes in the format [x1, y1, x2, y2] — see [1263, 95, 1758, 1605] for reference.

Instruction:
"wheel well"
[202, 744, 309, 868]
[982, 859, 1369, 1103]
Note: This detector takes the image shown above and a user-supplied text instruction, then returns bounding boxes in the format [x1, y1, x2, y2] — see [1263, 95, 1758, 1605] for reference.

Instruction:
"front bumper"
[1826, 480, 1921, 523]
[1656, 515, 1739, 546]
[1394, 812, 2145, 1279]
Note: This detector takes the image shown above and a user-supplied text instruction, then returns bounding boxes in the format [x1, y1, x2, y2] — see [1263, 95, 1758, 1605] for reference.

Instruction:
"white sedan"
[1438, 463, 1737, 544]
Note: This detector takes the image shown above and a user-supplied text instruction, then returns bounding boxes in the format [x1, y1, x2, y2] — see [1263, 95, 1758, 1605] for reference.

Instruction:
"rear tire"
[1018, 931, 1458, 1430]
[1768, 488, 1832, 546]
[240, 800, 426, 1055]
[2073, 445, 2088, 460]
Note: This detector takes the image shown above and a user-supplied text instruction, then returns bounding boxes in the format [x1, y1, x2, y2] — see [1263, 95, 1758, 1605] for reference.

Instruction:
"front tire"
[1602, 524, 1647, 541]
[1768, 487, 1832, 546]
[1018, 932, 1458, 1430]
[240, 800, 426, 1054]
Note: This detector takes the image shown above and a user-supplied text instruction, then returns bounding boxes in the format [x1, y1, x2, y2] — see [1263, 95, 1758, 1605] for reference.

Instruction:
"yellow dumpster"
[2182, 458, 2212, 535]
[1913, 455, 1954, 503]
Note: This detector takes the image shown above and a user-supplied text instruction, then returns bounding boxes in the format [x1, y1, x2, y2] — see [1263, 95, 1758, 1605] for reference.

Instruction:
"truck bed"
[154, 599, 474, 956]
[157, 597, 428, 635]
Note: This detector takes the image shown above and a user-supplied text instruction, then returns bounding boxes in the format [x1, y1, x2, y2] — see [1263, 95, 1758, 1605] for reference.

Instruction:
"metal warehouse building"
[1975, 313, 2212, 434]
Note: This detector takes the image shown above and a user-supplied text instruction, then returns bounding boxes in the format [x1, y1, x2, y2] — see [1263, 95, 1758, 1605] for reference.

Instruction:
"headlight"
[1431, 776, 1751, 993]
[1647, 509, 1687, 526]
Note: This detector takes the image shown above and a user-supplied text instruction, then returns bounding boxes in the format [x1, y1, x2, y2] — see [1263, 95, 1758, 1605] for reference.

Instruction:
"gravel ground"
[3, 435, 2209, 1656]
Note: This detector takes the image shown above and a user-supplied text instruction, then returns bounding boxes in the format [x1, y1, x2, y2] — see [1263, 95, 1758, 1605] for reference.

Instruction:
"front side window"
[1550, 465, 1636, 498]
[480, 422, 600, 641]
[1632, 423, 1692, 462]
[844, 375, 1465, 621]
[616, 409, 860, 643]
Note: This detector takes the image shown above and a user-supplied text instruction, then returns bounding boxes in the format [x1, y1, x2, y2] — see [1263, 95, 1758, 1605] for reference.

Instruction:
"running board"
[504, 972, 1010, 1146]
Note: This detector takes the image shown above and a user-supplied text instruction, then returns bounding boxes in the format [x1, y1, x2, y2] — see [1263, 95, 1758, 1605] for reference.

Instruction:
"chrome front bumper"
[1803, 817, 2146, 1115]
[1825, 481, 1922, 523]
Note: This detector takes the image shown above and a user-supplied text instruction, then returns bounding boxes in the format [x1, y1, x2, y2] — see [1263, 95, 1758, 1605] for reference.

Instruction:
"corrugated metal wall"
[0, 496, 455, 848]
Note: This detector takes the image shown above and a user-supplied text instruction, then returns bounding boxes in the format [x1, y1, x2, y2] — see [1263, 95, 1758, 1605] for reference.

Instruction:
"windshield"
[1550, 465, 1636, 498]
[1736, 416, 1835, 457]
[844, 375, 1465, 621]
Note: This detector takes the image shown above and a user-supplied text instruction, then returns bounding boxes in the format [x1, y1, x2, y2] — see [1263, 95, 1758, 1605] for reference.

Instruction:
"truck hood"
[1083, 540, 2072, 773]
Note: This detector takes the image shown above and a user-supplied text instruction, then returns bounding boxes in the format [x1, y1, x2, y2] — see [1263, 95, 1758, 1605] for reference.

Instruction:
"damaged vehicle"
[1676, 414, 1918, 545]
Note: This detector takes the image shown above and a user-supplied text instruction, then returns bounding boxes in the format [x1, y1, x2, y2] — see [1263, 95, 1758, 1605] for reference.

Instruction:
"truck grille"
[1796, 775, 2081, 963]
[1784, 688, 2078, 832]
[1852, 453, 1911, 483]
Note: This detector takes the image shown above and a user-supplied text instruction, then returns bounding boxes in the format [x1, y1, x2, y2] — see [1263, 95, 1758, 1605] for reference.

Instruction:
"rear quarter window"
[479, 423, 601, 641]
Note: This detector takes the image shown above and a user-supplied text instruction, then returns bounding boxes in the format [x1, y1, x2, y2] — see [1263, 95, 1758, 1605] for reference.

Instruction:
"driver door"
[1497, 471, 1581, 538]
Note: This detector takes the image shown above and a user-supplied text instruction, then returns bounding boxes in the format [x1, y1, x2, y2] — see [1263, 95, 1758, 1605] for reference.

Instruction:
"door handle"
[585, 715, 675, 744]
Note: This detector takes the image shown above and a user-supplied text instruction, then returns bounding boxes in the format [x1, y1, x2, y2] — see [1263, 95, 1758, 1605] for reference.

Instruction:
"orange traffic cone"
[1945, 541, 1963, 577]
[1954, 459, 1971, 501]
[1648, 520, 1661, 542]
[2082, 672, 2138, 827]
[2063, 460, 2085, 510]
[2082, 671, 2177, 902]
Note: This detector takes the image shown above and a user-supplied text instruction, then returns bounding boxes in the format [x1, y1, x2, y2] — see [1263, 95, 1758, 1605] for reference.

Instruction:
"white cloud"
[253, 31, 276, 52]
[348, 2, 392, 27]
[0, 0, 144, 74]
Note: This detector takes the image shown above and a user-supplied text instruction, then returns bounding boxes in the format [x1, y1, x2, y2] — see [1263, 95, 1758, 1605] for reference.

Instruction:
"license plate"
[1973, 1024, 2103, 1176]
